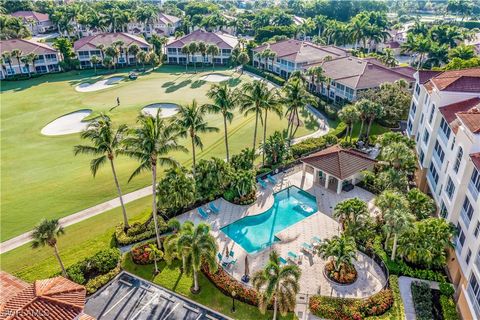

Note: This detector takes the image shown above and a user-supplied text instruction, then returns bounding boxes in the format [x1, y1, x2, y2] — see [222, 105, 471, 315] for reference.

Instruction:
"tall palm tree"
[11, 49, 22, 73]
[2, 51, 13, 77]
[128, 44, 139, 67]
[383, 208, 414, 261]
[364, 101, 383, 142]
[31, 219, 67, 277]
[90, 55, 100, 74]
[177, 223, 218, 293]
[305, 65, 326, 93]
[204, 83, 238, 162]
[164, 220, 195, 271]
[280, 78, 316, 140]
[206, 44, 220, 71]
[121, 112, 186, 247]
[240, 80, 276, 154]
[260, 92, 282, 165]
[338, 105, 359, 142]
[316, 234, 357, 274]
[236, 51, 250, 75]
[175, 100, 219, 174]
[181, 45, 190, 72]
[74, 114, 130, 229]
[136, 50, 147, 71]
[333, 198, 369, 231]
[197, 41, 207, 71]
[188, 41, 198, 73]
[381, 142, 416, 172]
[379, 48, 398, 67]
[449, 44, 475, 60]
[146, 243, 163, 274]
[252, 250, 301, 319]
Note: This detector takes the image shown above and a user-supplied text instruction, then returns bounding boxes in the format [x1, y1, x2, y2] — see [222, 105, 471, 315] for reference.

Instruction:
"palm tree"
[379, 48, 398, 67]
[121, 112, 186, 248]
[204, 83, 238, 162]
[181, 45, 190, 72]
[74, 114, 130, 229]
[305, 65, 326, 93]
[2, 51, 13, 77]
[252, 250, 301, 319]
[128, 44, 139, 67]
[364, 101, 383, 142]
[260, 93, 282, 165]
[96, 44, 105, 59]
[333, 198, 369, 231]
[175, 100, 219, 174]
[31, 219, 67, 277]
[177, 223, 218, 293]
[90, 55, 100, 75]
[20, 54, 35, 78]
[316, 234, 357, 274]
[206, 44, 219, 71]
[105, 46, 119, 70]
[136, 50, 147, 71]
[449, 44, 475, 60]
[236, 51, 250, 75]
[381, 142, 416, 172]
[146, 243, 163, 274]
[338, 105, 359, 142]
[11, 49, 22, 74]
[383, 208, 414, 261]
[240, 80, 276, 154]
[188, 41, 198, 73]
[197, 41, 207, 71]
[103, 55, 114, 71]
[164, 220, 195, 272]
[281, 78, 316, 140]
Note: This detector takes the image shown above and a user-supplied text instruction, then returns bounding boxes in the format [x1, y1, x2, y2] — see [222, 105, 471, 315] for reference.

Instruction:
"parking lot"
[85, 272, 229, 320]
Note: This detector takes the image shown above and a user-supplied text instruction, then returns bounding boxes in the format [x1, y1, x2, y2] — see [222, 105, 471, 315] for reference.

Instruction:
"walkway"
[398, 276, 440, 320]
[0, 186, 151, 253]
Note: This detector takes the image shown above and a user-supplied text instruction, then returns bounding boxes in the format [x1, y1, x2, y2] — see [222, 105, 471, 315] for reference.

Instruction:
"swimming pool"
[221, 186, 318, 254]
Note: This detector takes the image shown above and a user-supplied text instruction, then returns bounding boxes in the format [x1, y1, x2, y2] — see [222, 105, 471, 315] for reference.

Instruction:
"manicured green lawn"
[327, 118, 389, 141]
[1, 65, 318, 241]
[122, 253, 294, 320]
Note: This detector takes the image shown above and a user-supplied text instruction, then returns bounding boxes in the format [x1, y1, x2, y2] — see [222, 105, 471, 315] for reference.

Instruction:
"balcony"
[427, 171, 437, 191]
[432, 151, 443, 168]
[460, 207, 471, 226]
[467, 285, 480, 318]
[438, 129, 449, 146]
[468, 180, 479, 200]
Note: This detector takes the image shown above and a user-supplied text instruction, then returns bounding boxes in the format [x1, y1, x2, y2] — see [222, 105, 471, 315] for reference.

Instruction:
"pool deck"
[176, 167, 386, 300]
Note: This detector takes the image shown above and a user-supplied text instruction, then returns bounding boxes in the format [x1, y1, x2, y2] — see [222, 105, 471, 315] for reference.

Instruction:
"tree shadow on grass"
[165, 79, 192, 93]
[300, 109, 320, 131]
[162, 81, 176, 88]
[227, 78, 241, 87]
[190, 80, 207, 89]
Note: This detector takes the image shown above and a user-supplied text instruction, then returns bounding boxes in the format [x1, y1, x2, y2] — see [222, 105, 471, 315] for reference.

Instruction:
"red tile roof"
[0, 39, 57, 55]
[305, 56, 415, 90]
[166, 29, 238, 50]
[0, 274, 92, 320]
[417, 70, 443, 84]
[74, 33, 150, 51]
[10, 11, 49, 23]
[0, 272, 28, 306]
[253, 39, 348, 63]
[439, 97, 480, 133]
[471, 153, 480, 171]
[456, 107, 480, 133]
[301, 145, 377, 180]
[424, 67, 480, 93]
[156, 13, 181, 25]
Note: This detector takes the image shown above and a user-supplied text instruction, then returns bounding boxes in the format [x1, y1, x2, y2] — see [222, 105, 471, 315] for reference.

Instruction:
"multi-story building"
[252, 39, 348, 78]
[73, 33, 151, 69]
[304, 57, 415, 102]
[0, 39, 61, 79]
[10, 11, 55, 35]
[127, 13, 181, 37]
[406, 67, 480, 319]
[165, 30, 238, 65]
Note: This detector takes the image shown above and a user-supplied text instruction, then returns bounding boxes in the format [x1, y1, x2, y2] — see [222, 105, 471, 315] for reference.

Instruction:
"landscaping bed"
[411, 281, 460, 320]
[114, 214, 168, 246]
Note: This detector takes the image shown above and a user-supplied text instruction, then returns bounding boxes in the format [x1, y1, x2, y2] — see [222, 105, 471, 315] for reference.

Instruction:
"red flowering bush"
[325, 260, 357, 284]
[202, 263, 259, 306]
[131, 242, 154, 265]
[358, 289, 394, 316]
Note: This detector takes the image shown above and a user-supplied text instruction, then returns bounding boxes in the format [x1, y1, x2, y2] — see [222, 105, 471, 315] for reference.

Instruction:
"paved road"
[0, 186, 151, 254]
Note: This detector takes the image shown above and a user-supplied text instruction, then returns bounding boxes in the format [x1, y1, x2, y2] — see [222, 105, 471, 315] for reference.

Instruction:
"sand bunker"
[200, 73, 231, 82]
[41, 110, 92, 136]
[75, 77, 123, 92]
[142, 103, 180, 118]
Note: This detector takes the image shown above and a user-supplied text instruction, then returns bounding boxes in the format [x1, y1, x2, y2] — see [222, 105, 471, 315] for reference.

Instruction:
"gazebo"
[301, 145, 377, 194]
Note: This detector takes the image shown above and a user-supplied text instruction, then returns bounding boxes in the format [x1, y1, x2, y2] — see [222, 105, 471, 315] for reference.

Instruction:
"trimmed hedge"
[440, 295, 460, 320]
[115, 215, 168, 246]
[291, 133, 340, 159]
[243, 64, 285, 86]
[86, 266, 121, 295]
[411, 281, 434, 320]
[366, 275, 405, 320]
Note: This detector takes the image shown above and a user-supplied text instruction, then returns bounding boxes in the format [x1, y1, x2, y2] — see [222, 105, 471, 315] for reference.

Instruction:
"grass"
[1, 65, 318, 241]
[0, 196, 151, 282]
[122, 253, 295, 320]
[326, 118, 389, 141]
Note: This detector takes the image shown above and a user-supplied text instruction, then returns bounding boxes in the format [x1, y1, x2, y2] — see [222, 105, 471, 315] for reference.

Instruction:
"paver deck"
[177, 167, 386, 299]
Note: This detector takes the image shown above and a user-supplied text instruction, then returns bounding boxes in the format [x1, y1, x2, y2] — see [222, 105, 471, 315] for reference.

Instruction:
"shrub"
[243, 64, 285, 85]
[440, 295, 460, 320]
[66, 263, 85, 284]
[85, 266, 121, 295]
[291, 137, 327, 158]
[358, 289, 394, 317]
[411, 281, 433, 320]
[329, 122, 347, 138]
[115, 217, 168, 246]
[439, 282, 455, 297]
[131, 242, 155, 265]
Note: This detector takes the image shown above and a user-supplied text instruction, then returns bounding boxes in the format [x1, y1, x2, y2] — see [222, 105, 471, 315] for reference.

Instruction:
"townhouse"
[165, 30, 238, 65]
[0, 39, 61, 79]
[73, 33, 151, 69]
[127, 12, 181, 37]
[252, 39, 348, 78]
[406, 67, 480, 319]
[304, 56, 415, 102]
[10, 11, 55, 35]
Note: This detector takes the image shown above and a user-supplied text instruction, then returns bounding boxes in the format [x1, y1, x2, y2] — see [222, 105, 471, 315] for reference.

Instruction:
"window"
[467, 274, 480, 310]
[470, 169, 480, 196]
[453, 147, 463, 173]
[410, 101, 417, 117]
[440, 200, 448, 218]
[457, 223, 466, 249]
[415, 83, 420, 96]
[439, 117, 451, 140]
[434, 140, 445, 163]
[44, 54, 56, 60]
[407, 119, 413, 133]
[466, 249, 472, 265]
[428, 104, 436, 124]
[422, 129, 430, 145]
[221, 49, 231, 56]
[419, 149, 425, 166]
[474, 221, 480, 238]
[424, 93, 429, 104]
[420, 113, 424, 124]
[78, 51, 89, 58]
[167, 48, 177, 54]
[461, 196, 474, 223]
[429, 162, 439, 185]
[445, 176, 455, 199]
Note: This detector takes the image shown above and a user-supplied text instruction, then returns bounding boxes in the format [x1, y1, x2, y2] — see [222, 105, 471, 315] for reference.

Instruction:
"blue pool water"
[221, 186, 318, 253]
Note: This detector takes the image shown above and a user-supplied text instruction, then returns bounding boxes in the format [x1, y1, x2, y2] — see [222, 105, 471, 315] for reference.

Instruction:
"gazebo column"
[301, 162, 306, 178]
[337, 179, 343, 194]
[313, 167, 319, 183]
[324, 173, 330, 189]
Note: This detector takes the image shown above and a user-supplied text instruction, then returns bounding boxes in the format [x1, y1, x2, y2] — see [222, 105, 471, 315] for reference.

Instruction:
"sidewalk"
[398, 276, 440, 320]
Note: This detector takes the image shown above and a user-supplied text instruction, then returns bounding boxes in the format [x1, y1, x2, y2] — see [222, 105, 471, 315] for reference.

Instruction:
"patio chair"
[228, 259, 237, 268]
[279, 257, 288, 265]
[287, 251, 299, 263]
[217, 253, 223, 263]
[197, 208, 208, 219]
[302, 242, 313, 253]
[267, 174, 277, 184]
[311, 236, 322, 245]
[258, 179, 268, 189]
[229, 250, 234, 257]
[209, 202, 220, 214]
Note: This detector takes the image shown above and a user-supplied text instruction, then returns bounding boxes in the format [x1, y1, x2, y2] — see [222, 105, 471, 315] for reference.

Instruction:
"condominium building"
[10, 11, 55, 35]
[127, 12, 181, 37]
[406, 67, 480, 319]
[73, 33, 151, 69]
[165, 30, 238, 65]
[0, 39, 61, 79]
